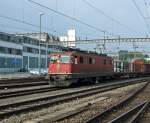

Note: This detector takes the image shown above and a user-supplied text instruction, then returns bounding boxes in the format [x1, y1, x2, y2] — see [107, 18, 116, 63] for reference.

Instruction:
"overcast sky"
[0, 0, 150, 52]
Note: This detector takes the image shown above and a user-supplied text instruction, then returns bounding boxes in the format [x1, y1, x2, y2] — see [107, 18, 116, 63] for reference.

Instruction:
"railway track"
[139, 106, 150, 123]
[84, 82, 150, 123]
[0, 78, 149, 121]
[52, 99, 150, 123]
[0, 77, 147, 99]
[0, 76, 45, 83]
[30, 82, 148, 123]
[0, 77, 48, 89]
[0, 81, 49, 89]
[108, 100, 150, 123]
[0, 85, 59, 99]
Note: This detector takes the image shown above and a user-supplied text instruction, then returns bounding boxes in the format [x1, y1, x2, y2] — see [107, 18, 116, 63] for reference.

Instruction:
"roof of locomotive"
[50, 47, 109, 57]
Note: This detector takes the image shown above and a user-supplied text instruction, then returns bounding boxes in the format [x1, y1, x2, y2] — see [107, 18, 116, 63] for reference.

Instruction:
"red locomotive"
[48, 50, 114, 86]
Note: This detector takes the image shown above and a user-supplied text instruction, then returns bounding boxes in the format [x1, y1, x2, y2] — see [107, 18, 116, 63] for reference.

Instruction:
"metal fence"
[0, 57, 48, 75]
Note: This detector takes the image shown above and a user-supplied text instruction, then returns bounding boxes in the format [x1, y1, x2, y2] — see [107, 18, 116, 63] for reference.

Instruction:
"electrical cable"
[132, 0, 150, 34]
[27, 0, 119, 37]
[82, 0, 145, 35]
[0, 14, 64, 35]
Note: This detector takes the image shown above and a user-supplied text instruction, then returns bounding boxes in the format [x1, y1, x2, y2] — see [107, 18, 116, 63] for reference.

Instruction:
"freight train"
[47, 48, 150, 87]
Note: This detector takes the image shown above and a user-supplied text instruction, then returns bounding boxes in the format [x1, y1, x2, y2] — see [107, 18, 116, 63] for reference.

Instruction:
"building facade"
[0, 32, 23, 73]
[0, 32, 65, 73]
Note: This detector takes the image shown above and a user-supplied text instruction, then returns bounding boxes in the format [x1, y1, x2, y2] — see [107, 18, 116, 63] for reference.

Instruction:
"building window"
[16, 49, 22, 55]
[0, 57, 6, 68]
[0, 47, 6, 53]
[41, 50, 46, 55]
[23, 47, 27, 52]
[8, 48, 12, 54]
[27, 47, 32, 53]
[7, 36, 11, 41]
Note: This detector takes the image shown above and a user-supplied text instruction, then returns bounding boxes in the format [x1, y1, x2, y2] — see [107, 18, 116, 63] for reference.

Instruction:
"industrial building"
[0, 32, 66, 73]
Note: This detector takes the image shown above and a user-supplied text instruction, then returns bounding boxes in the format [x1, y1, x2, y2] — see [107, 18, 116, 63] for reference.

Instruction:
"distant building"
[0, 32, 66, 73]
[16, 32, 61, 44]
[60, 29, 76, 48]
[60, 36, 68, 43]
[68, 29, 76, 48]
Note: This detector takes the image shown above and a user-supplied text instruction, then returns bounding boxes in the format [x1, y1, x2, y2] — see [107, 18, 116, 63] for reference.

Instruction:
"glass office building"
[0, 32, 65, 73]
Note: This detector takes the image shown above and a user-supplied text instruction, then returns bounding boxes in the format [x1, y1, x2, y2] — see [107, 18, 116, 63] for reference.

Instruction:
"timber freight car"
[48, 50, 114, 86]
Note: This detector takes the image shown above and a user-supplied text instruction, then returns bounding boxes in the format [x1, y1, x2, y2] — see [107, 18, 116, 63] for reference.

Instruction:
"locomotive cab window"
[50, 56, 58, 63]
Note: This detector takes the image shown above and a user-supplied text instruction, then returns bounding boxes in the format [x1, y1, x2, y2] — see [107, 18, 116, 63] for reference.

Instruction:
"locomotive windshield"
[50, 55, 71, 63]
[60, 55, 70, 63]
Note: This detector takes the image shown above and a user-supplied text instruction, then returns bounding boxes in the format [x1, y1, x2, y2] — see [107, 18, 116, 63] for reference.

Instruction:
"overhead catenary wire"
[22, 0, 25, 22]
[27, 0, 119, 37]
[132, 0, 150, 34]
[82, 0, 145, 35]
[0, 14, 94, 39]
[144, 0, 150, 20]
[0, 14, 65, 35]
[0, 14, 40, 28]
[0, 24, 38, 32]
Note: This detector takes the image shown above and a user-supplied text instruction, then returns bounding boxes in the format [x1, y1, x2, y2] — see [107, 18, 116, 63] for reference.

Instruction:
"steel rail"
[0, 87, 59, 99]
[0, 77, 46, 84]
[24, 81, 149, 123]
[0, 81, 49, 89]
[0, 78, 147, 99]
[130, 100, 150, 123]
[0, 79, 148, 119]
[85, 82, 149, 123]
[108, 101, 149, 123]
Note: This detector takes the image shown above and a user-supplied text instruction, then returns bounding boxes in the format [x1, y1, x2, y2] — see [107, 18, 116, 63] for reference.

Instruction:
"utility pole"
[46, 42, 48, 70]
[39, 13, 44, 75]
[133, 41, 137, 59]
[103, 31, 106, 54]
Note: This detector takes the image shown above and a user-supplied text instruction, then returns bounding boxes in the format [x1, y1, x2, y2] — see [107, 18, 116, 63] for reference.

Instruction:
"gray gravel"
[0, 73, 38, 80]
[0, 82, 145, 123]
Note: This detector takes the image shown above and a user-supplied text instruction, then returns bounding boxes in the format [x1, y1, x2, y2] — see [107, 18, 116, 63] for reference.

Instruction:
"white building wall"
[59, 29, 76, 48]
[67, 29, 76, 48]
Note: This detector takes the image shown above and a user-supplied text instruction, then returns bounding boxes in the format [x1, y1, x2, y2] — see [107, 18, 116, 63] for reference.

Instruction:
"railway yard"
[0, 77, 149, 123]
[1, 0, 150, 123]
